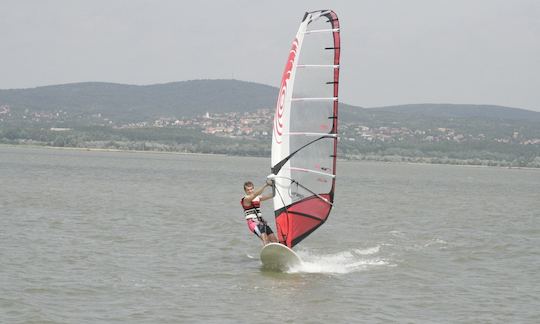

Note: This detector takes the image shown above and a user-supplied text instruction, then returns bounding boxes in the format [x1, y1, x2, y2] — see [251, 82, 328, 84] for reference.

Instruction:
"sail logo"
[274, 39, 298, 144]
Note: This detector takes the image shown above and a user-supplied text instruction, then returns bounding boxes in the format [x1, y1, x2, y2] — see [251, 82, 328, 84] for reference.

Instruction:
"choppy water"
[1, 146, 539, 323]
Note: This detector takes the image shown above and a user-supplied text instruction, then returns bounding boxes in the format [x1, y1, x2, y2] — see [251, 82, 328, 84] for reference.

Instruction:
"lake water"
[1, 145, 539, 323]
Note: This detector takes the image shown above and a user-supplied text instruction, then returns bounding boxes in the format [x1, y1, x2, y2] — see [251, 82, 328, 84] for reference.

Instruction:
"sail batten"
[271, 10, 340, 249]
[303, 28, 340, 34]
[297, 64, 339, 68]
[284, 166, 336, 178]
[285, 132, 337, 137]
[290, 97, 338, 101]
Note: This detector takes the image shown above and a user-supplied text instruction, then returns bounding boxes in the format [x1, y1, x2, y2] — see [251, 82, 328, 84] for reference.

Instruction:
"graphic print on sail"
[270, 10, 340, 249]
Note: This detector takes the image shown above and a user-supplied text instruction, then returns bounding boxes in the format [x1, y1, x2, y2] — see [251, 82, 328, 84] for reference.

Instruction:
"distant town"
[115, 108, 539, 146]
[1, 104, 539, 167]
[2, 104, 540, 146]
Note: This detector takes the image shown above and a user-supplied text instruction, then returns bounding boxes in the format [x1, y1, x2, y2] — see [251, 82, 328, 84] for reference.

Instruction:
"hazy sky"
[1, 0, 539, 111]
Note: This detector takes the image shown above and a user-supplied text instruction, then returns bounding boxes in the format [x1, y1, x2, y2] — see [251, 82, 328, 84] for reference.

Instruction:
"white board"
[260, 243, 302, 271]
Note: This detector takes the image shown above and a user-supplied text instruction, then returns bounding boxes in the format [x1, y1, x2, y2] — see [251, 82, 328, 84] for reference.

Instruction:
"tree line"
[1, 125, 539, 167]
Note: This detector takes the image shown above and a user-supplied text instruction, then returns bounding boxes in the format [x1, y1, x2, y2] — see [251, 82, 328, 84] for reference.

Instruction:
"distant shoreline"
[0, 143, 229, 157]
[2, 143, 538, 170]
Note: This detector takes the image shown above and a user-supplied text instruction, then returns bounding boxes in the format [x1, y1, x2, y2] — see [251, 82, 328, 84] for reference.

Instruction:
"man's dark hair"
[243, 181, 254, 190]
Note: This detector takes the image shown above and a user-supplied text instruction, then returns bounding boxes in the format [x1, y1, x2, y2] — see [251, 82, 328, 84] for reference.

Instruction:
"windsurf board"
[260, 243, 302, 271]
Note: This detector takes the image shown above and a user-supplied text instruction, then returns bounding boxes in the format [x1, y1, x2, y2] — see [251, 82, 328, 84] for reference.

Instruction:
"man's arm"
[243, 183, 270, 205]
[259, 179, 275, 202]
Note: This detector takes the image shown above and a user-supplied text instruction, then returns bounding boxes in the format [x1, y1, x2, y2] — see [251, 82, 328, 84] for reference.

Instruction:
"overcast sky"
[1, 0, 539, 111]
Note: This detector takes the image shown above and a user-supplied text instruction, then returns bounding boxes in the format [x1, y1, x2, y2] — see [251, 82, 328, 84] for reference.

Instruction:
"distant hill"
[0, 80, 278, 122]
[1, 79, 539, 124]
[1, 80, 539, 167]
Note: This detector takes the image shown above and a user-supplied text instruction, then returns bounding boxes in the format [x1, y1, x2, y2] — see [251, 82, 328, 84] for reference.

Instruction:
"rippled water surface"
[1, 146, 539, 323]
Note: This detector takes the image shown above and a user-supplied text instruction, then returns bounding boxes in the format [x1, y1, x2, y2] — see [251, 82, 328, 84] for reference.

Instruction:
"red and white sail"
[271, 10, 340, 248]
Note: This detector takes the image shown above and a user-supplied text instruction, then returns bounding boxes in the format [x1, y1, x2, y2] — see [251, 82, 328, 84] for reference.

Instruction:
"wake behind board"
[260, 243, 302, 271]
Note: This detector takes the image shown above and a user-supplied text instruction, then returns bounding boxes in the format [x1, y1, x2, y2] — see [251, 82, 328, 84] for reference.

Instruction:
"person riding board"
[241, 179, 278, 245]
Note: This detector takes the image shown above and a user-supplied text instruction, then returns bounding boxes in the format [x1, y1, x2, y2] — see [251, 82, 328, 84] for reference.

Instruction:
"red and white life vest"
[241, 196, 262, 221]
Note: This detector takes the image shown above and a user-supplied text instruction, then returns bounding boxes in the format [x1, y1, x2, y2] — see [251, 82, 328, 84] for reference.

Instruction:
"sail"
[271, 10, 340, 248]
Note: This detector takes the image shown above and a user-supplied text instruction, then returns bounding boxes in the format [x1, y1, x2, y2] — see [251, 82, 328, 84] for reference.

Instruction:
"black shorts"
[253, 222, 273, 237]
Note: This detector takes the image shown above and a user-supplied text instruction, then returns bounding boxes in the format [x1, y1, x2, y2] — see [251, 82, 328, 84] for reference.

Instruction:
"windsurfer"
[241, 180, 278, 245]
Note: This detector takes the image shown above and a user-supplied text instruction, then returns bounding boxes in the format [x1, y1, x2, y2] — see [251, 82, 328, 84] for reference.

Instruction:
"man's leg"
[268, 233, 278, 243]
[260, 233, 269, 245]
